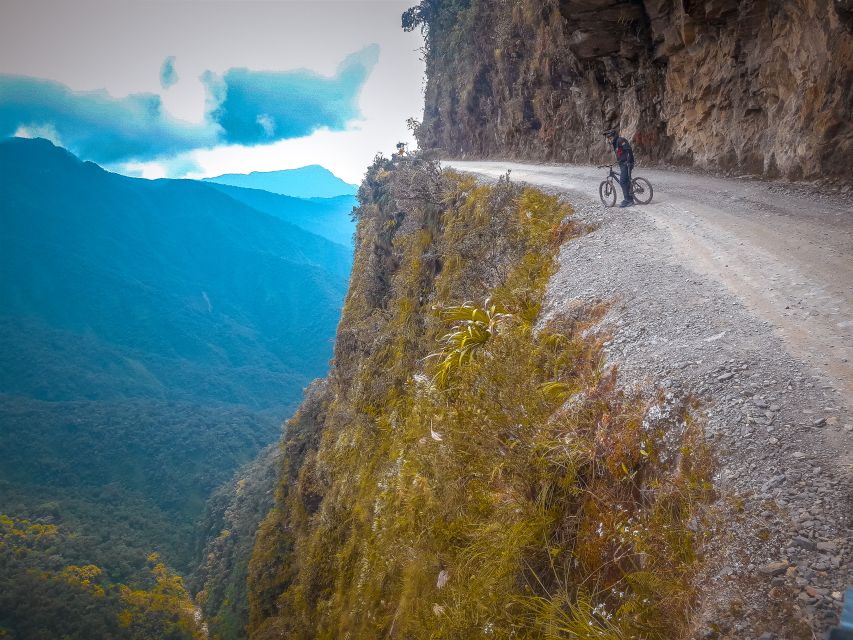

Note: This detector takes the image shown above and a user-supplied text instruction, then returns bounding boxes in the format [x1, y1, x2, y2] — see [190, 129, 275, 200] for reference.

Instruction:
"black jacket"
[612, 136, 634, 166]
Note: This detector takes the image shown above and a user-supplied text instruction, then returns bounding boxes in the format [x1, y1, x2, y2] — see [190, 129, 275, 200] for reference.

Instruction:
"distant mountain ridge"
[203, 182, 357, 246]
[204, 164, 358, 198]
[1, 137, 351, 405]
[0, 137, 352, 586]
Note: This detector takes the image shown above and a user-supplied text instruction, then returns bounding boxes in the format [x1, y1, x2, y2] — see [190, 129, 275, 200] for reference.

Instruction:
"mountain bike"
[597, 164, 653, 207]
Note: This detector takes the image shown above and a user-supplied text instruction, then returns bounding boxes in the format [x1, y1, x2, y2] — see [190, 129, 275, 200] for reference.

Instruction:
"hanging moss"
[247, 155, 713, 640]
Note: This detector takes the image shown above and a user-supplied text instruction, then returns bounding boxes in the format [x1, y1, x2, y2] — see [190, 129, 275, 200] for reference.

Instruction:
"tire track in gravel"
[446, 159, 852, 638]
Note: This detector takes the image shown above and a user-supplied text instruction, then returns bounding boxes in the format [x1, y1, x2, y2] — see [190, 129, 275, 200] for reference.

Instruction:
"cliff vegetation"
[247, 155, 713, 639]
[0, 514, 205, 639]
[193, 445, 282, 640]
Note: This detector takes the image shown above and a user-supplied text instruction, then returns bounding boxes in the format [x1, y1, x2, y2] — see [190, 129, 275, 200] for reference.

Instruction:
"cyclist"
[604, 129, 635, 207]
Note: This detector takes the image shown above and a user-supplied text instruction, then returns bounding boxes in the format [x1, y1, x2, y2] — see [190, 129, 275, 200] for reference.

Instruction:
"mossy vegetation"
[192, 444, 283, 640]
[248, 155, 713, 639]
[0, 515, 205, 639]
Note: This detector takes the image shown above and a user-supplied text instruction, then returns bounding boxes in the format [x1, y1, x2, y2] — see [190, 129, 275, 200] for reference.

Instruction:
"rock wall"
[410, 0, 852, 181]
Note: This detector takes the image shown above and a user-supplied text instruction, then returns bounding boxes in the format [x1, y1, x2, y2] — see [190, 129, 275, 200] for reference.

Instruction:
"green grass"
[248, 156, 714, 640]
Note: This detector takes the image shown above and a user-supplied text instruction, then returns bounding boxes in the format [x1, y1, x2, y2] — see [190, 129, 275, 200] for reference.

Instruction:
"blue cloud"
[205, 44, 379, 145]
[160, 56, 178, 89]
[0, 45, 379, 164]
[0, 75, 217, 163]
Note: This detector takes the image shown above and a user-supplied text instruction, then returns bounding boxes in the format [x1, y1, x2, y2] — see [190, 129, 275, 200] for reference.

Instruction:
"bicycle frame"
[600, 164, 626, 193]
[597, 163, 653, 206]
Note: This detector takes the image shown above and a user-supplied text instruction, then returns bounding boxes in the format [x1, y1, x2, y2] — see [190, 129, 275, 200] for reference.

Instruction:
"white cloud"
[13, 123, 63, 146]
[256, 114, 276, 137]
[0, 0, 425, 182]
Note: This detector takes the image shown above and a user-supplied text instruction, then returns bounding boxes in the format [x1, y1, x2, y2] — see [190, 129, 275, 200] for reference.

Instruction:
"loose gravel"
[450, 161, 852, 639]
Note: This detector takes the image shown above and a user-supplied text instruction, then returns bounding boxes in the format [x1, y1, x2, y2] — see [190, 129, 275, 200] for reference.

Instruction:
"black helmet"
[603, 128, 618, 138]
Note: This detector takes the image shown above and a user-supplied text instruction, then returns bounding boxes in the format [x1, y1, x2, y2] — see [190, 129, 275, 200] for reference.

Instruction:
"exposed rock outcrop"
[409, 0, 852, 180]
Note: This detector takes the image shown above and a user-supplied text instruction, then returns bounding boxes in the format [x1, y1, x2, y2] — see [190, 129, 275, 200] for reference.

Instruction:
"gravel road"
[448, 160, 852, 639]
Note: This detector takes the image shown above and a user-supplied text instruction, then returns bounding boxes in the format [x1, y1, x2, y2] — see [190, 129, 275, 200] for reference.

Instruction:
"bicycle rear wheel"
[599, 180, 616, 207]
[631, 177, 653, 204]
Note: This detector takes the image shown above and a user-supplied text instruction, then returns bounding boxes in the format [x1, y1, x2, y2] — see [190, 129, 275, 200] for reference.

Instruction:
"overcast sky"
[0, 0, 425, 183]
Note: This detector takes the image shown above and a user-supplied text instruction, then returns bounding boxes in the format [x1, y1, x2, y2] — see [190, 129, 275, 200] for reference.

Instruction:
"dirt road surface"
[448, 160, 852, 638]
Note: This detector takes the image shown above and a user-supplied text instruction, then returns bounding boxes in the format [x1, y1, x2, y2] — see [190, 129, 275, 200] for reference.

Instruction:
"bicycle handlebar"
[597, 164, 614, 169]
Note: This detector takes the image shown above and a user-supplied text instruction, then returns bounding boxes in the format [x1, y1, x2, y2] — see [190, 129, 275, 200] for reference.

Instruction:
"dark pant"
[619, 163, 633, 202]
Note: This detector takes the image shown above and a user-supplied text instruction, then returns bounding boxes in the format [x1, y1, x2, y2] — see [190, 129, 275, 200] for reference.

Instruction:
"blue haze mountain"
[204, 165, 358, 199]
[203, 182, 357, 246]
[0, 137, 352, 579]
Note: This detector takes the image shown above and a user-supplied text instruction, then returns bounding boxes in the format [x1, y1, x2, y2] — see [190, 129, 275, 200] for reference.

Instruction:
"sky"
[0, 0, 425, 184]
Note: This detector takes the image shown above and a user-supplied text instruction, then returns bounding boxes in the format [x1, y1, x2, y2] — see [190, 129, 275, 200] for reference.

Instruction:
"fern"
[539, 381, 575, 404]
[429, 302, 512, 387]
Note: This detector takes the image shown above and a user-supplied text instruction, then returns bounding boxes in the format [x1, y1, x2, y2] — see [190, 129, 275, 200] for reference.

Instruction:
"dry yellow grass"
[248, 156, 713, 640]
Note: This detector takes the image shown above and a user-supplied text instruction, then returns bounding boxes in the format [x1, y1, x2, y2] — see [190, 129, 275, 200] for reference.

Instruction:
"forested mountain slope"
[1, 138, 350, 407]
[0, 137, 352, 634]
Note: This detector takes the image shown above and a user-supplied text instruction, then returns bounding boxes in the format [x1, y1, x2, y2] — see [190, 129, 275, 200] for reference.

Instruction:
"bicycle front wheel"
[631, 177, 653, 204]
[599, 180, 616, 207]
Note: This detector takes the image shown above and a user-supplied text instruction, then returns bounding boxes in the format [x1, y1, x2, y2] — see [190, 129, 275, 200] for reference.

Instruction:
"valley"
[0, 137, 356, 638]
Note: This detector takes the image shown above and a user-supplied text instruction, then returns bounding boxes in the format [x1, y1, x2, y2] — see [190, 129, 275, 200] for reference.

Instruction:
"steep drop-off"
[194, 445, 283, 640]
[0, 137, 352, 637]
[247, 155, 712, 639]
[407, 0, 852, 180]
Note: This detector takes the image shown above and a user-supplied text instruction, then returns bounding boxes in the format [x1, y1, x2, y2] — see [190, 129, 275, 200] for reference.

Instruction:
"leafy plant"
[429, 302, 512, 387]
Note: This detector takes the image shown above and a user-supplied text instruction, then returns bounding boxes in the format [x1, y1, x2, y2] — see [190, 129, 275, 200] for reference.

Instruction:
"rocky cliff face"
[409, 0, 852, 181]
[246, 155, 712, 640]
